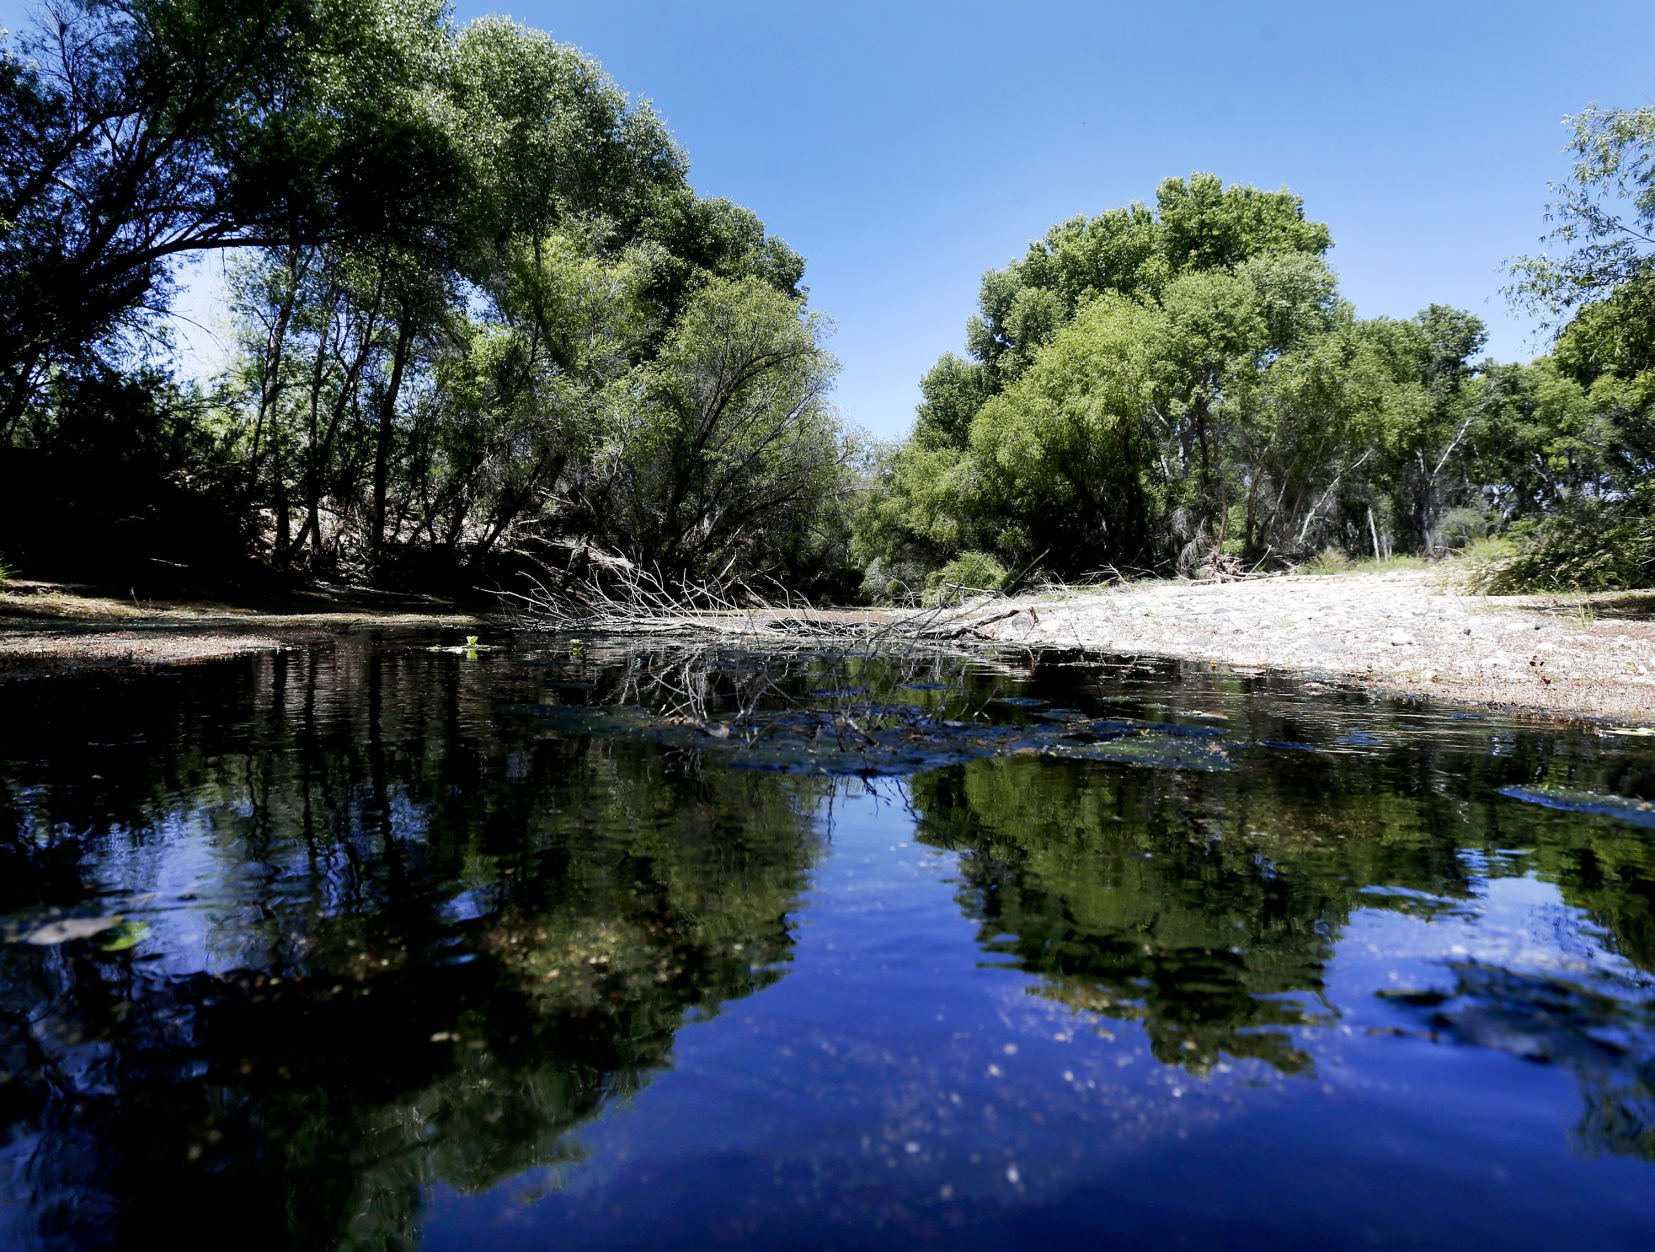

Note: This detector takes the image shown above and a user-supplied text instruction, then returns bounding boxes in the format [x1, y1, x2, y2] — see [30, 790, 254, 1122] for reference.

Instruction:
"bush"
[921, 551, 1008, 607]
[1479, 488, 1655, 593]
[1437, 506, 1493, 551]
[1299, 548, 1352, 575]
[858, 556, 928, 605]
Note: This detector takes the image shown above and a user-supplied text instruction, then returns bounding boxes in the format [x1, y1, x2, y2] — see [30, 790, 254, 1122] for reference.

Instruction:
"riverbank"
[7, 571, 1655, 726]
[0, 580, 496, 680]
[971, 569, 1655, 725]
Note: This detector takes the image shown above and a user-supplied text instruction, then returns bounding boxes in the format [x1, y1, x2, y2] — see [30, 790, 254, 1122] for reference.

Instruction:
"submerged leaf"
[99, 921, 152, 953]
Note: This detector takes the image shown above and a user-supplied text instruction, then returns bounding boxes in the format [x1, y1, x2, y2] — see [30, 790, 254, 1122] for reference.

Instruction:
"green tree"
[601, 276, 843, 578]
[1510, 106, 1655, 320]
[857, 176, 1349, 586]
[0, 0, 460, 434]
[1499, 105, 1655, 589]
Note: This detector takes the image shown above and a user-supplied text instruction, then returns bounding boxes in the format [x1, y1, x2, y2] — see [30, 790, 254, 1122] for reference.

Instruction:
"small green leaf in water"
[99, 921, 151, 952]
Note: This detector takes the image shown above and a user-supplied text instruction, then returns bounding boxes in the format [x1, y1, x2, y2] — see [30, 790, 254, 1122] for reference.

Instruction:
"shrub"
[1479, 487, 1655, 593]
[1437, 506, 1493, 551]
[859, 556, 930, 605]
[1299, 548, 1352, 575]
[921, 551, 1008, 607]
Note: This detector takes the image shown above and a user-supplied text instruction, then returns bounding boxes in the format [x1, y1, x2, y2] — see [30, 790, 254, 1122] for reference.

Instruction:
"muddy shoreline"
[0, 581, 497, 681]
[4, 573, 1654, 725]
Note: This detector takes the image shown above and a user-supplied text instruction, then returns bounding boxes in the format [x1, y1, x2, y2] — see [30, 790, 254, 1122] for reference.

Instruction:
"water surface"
[2, 635, 1653, 1248]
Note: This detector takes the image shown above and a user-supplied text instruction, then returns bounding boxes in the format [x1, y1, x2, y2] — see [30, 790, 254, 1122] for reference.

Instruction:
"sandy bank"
[0, 581, 494, 680]
[970, 570, 1655, 725]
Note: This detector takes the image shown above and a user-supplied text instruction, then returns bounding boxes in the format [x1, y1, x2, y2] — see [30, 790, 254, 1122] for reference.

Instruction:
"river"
[1, 633, 1652, 1248]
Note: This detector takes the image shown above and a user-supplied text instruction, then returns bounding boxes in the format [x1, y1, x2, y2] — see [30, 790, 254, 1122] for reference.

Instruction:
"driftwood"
[501, 556, 1028, 647]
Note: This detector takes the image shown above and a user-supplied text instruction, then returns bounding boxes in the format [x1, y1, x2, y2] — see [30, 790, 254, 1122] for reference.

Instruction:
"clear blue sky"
[6, 1, 1653, 439]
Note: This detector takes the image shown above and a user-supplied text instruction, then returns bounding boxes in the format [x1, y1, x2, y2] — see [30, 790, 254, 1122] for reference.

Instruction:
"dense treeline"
[0, 0, 859, 595]
[857, 142, 1655, 601]
[1, 3, 1649, 600]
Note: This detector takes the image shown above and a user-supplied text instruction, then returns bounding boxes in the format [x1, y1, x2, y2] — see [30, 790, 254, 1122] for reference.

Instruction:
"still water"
[1, 634, 1654, 1249]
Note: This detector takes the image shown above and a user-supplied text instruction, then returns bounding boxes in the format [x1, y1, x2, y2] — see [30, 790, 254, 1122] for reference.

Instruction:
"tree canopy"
[0, 1, 857, 594]
[856, 157, 1655, 598]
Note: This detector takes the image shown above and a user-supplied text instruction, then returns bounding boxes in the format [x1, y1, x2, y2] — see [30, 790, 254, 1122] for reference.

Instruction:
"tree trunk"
[372, 310, 415, 562]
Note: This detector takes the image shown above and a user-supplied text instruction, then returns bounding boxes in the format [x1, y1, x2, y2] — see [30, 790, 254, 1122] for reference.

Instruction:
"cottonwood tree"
[0, 0, 458, 434]
[603, 276, 842, 578]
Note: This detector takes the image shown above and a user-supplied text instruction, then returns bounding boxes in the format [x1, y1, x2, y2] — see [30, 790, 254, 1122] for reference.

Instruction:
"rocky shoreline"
[974, 570, 1655, 725]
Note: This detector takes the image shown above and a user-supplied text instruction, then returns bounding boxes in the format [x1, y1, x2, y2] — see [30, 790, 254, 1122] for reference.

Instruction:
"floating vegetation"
[1499, 785, 1655, 829]
[503, 697, 1239, 776]
[1040, 734, 1235, 772]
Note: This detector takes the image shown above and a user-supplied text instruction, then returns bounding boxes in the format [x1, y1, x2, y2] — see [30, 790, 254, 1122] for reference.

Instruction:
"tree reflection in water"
[908, 733, 1655, 1140]
[0, 643, 827, 1249]
[1, 639, 1654, 1249]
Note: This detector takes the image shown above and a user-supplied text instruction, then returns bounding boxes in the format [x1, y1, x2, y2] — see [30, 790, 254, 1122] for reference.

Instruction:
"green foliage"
[1480, 486, 1655, 593]
[1510, 106, 1655, 321]
[861, 139, 1655, 593]
[1298, 548, 1352, 575]
[1437, 505, 1494, 549]
[0, 0, 463, 428]
[856, 180, 1421, 583]
[1492, 103, 1655, 593]
[0, 2, 850, 594]
[921, 551, 1008, 607]
[598, 276, 843, 576]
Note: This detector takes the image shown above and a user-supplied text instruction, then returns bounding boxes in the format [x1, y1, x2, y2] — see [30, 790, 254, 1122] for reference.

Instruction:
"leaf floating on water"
[22, 916, 122, 946]
[1499, 785, 1655, 829]
[99, 921, 151, 952]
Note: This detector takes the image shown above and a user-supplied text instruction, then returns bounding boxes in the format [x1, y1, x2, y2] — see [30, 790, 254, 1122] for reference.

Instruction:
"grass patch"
[1299, 550, 1429, 576]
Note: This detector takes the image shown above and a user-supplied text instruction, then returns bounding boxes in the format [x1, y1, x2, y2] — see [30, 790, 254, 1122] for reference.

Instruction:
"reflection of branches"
[1395, 961, 1655, 1164]
[555, 627, 1002, 764]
